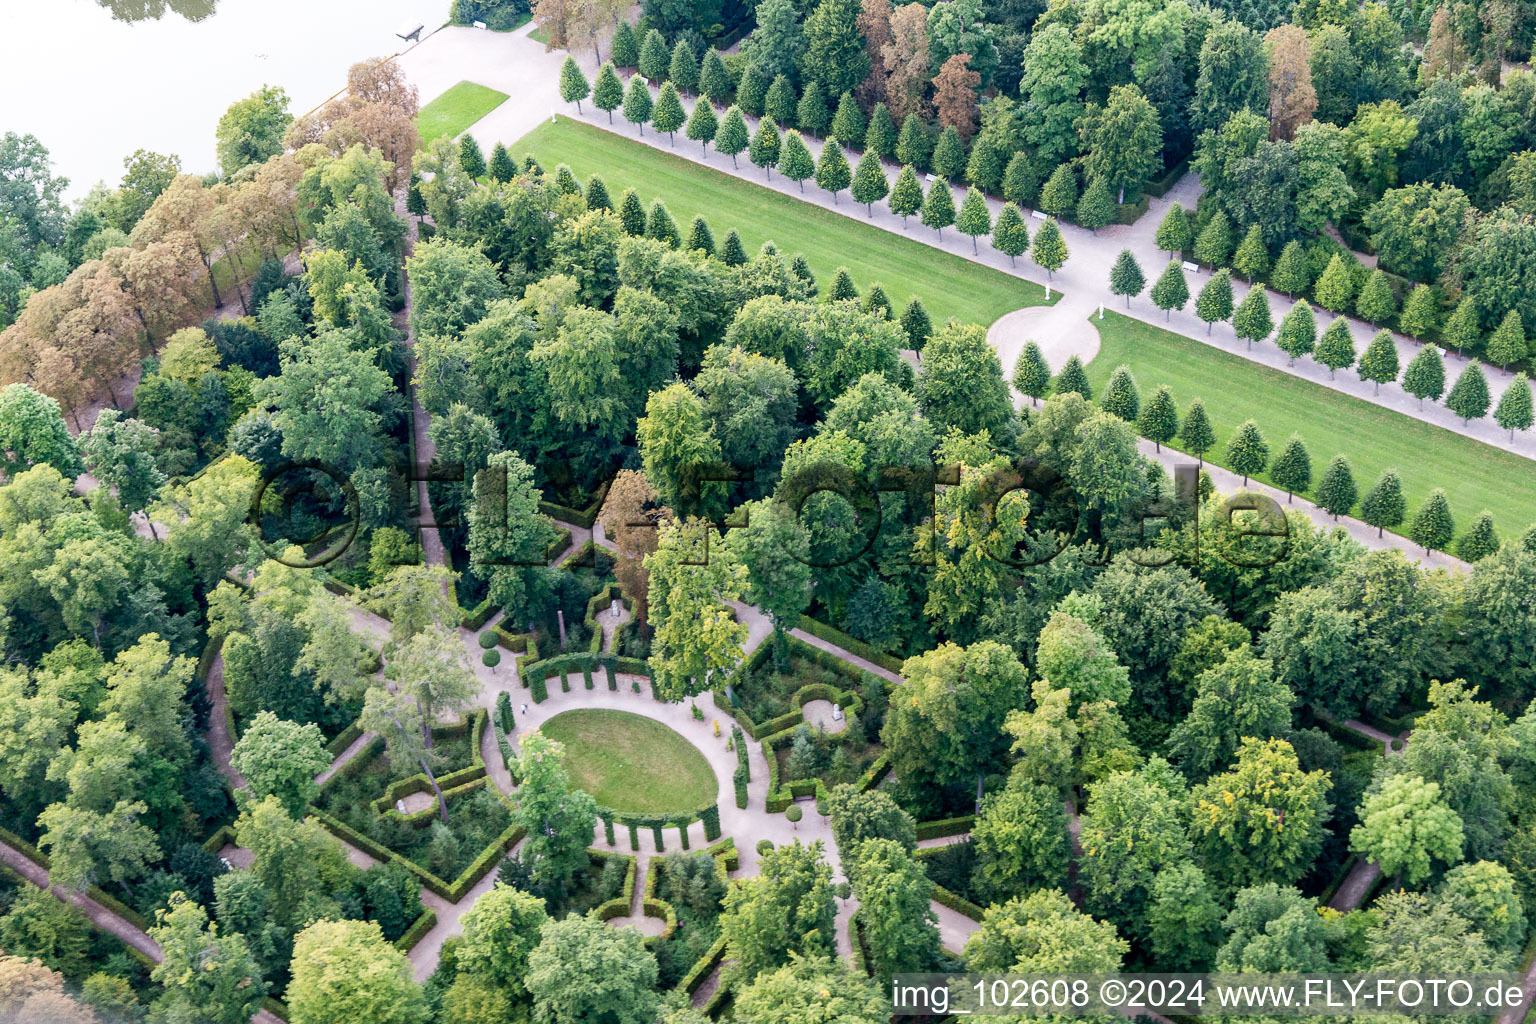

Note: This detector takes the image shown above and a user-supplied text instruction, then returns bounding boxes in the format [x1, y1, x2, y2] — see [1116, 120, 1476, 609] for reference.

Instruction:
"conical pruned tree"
[1315, 454, 1357, 520]
[1109, 250, 1145, 307]
[889, 165, 923, 227]
[1139, 385, 1179, 451]
[1315, 319, 1355, 379]
[1101, 365, 1140, 421]
[992, 203, 1028, 266]
[1150, 261, 1189, 320]
[1195, 270, 1233, 333]
[1225, 419, 1269, 485]
[1012, 341, 1051, 406]
[851, 151, 889, 215]
[1360, 469, 1406, 537]
[1409, 488, 1454, 553]
[1402, 346, 1445, 408]
[1269, 435, 1312, 501]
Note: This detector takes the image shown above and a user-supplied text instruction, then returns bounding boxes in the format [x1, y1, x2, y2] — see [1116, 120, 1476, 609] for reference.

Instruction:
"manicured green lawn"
[540, 709, 717, 814]
[417, 81, 510, 143]
[1089, 311, 1536, 540]
[510, 118, 1049, 327]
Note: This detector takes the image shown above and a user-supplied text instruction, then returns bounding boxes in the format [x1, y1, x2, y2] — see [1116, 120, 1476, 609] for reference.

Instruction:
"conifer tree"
[1446, 362, 1491, 423]
[701, 49, 733, 103]
[1410, 488, 1454, 553]
[889, 165, 923, 226]
[765, 75, 797, 127]
[932, 126, 966, 181]
[1101, 365, 1140, 421]
[1225, 419, 1269, 485]
[1031, 218, 1068, 279]
[798, 82, 831, 137]
[896, 113, 932, 170]
[553, 163, 582, 196]
[1055, 354, 1092, 399]
[618, 188, 646, 234]
[687, 99, 719, 154]
[1398, 284, 1440, 342]
[611, 20, 640, 68]
[865, 103, 897, 160]
[1192, 211, 1233, 269]
[1276, 300, 1317, 366]
[560, 55, 591, 112]
[900, 298, 933, 351]
[779, 130, 815, 190]
[653, 82, 686, 143]
[1402, 346, 1445, 408]
[488, 141, 517, 183]
[1154, 202, 1192, 254]
[864, 283, 893, 319]
[646, 200, 681, 247]
[1441, 295, 1480, 358]
[1037, 164, 1078, 219]
[1076, 177, 1114, 234]
[1232, 223, 1269, 282]
[1315, 319, 1356, 379]
[1358, 330, 1400, 393]
[992, 203, 1028, 266]
[815, 138, 852, 201]
[720, 229, 748, 266]
[921, 177, 956, 240]
[687, 216, 716, 255]
[623, 75, 653, 133]
[1003, 152, 1041, 207]
[1139, 385, 1179, 451]
[956, 186, 992, 253]
[851, 151, 889, 215]
[1012, 340, 1051, 406]
[1495, 375, 1534, 439]
[1456, 511, 1499, 562]
[1315, 454, 1357, 519]
[716, 106, 750, 167]
[790, 253, 817, 293]
[460, 133, 486, 178]
[638, 28, 670, 82]
[592, 63, 625, 124]
[1150, 261, 1189, 320]
[738, 62, 770, 116]
[750, 119, 781, 178]
[523, 154, 543, 174]
[1232, 287, 1274, 349]
[1354, 269, 1396, 326]
[831, 92, 867, 148]
[1181, 400, 1215, 465]
[1360, 469, 1407, 537]
[829, 266, 859, 301]
[1313, 254, 1355, 314]
[1195, 269, 1234, 332]
[579, 176, 611, 213]
[1270, 240, 1311, 300]
[1269, 435, 1312, 501]
[1487, 310, 1528, 371]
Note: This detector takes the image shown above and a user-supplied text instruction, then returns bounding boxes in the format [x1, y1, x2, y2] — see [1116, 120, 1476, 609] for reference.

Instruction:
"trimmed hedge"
[701, 804, 720, 841]
[793, 615, 904, 674]
[200, 825, 237, 854]
[1144, 156, 1191, 198]
[311, 809, 526, 903]
[583, 583, 632, 654]
[642, 897, 678, 947]
[733, 764, 748, 809]
[394, 908, 437, 951]
[733, 725, 749, 782]
[460, 596, 499, 631]
[589, 849, 638, 922]
[0, 826, 153, 933]
[325, 719, 366, 757]
[538, 480, 610, 528]
[676, 934, 728, 995]
[849, 911, 871, 977]
[914, 815, 975, 842]
[705, 836, 739, 877]
[930, 882, 985, 921]
[261, 997, 290, 1021]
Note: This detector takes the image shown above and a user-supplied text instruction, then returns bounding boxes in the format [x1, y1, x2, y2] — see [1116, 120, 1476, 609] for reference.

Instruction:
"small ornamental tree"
[1269, 435, 1312, 501]
[765, 75, 797, 127]
[956, 187, 992, 253]
[1076, 177, 1114, 234]
[646, 200, 681, 247]
[1442, 296, 1480, 357]
[1225, 419, 1269, 485]
[1399, 284, 1440, 342]
[851, 151, 889, 215]
[721, 230, 748, 266]
[1315, 454, 1357, 519]
[815, 138, 852, 201]
[653, 82, 686, 143]
[618, 189, 646, 234]
[1315, 319, 1356, 379]
[901, 298, 933, 351]
[922, 177, 956, 240]
[866, 103, 898, 160]
[687, 216, 716, 255]
[798, 82, 831, 138]
[779, 131, 816, 191]
[593, 63, 624, 123]
[611, 20, 639, 68]
[1139, 386, 1179, 451]
[460, 133, 487, 178]
[687, 99, 719, 154]
[1055, 355, 1092, 400]
[1457, 511, 1500, 562]
[932, 126, 966, 180]
[1276, 300, 1317, 366]
[1181, 400, 1216, 464]
[1487, 310, 1528, 371]
[1402, 346, 1446, 408]
[1150, 261, 1189, 320]
[1495, 376, 1534, 439]
[622, 76, 653, 134]
[1003, 151, 1041, 207]
[1101, 366, 1141, 421]
[560, 56, 591, 112]
[992, 203, 1029, 266]
[638, 28, 670, 82]
[1270, 240, 1311, 300]
[1410, 488, 1455, 552]
[1031, 218, 1068, 279]
[831, 92, 867, 148]
[750, 119, 781, 178]
[1360, 469, 1407, 537]
[716, 106, 750, 167]
[1232, 223, 1269, 282]
[670, 40, 700, 96]
[1109, 250, 1145, 307]
[1037, 163, 1078, 219]
[1313, 254, 1355, 314]
[1355, 269, 1397, 326]
[1358, 330, 1400, 393]
[1195, 269, 1234, 333]
[1446, 362, 1491, 423]
[701, 49, 734, 103]
[889, 165, 923, 226]
[828, 267, 859, 301]
[1013, 341, 1051, 406]
[1232, 287, 1273, 348]
[1155, 202, 1192, 254]
[1192, 211, 1233, 270]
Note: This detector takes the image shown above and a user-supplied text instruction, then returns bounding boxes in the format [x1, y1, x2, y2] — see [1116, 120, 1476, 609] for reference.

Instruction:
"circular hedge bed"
[539, 709, 717, 815]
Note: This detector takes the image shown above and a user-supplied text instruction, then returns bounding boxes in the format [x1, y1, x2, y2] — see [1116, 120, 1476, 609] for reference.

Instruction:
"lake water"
[5, 0, 446, 198]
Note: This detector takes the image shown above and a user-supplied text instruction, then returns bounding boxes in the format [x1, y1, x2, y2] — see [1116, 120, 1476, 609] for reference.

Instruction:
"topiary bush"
[482, 650, 501, 669]
[479, 630, 498, 649]
[756, 839, 775, 856]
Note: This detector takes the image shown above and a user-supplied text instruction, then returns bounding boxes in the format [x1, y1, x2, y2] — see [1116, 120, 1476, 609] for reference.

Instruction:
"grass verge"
[418, 80, 510, 143]
[540, 709, 716, 814]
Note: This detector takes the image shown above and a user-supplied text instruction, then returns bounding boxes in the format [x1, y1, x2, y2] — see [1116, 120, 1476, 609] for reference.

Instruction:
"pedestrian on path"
[522, 703, 529, 716]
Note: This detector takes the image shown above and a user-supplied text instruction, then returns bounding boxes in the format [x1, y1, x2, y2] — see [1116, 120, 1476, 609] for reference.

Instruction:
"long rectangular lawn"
[510, 118, 1048, 327]
[1090, 311, 1536, 539]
